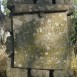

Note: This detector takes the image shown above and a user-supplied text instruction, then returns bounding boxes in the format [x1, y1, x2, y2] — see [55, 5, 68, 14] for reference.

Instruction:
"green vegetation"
[69, 0, 77, 44]
[2, 0, 10, 15]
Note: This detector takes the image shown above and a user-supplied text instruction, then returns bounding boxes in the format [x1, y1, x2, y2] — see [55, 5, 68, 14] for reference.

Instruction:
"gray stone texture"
[13, 13, 70, 69]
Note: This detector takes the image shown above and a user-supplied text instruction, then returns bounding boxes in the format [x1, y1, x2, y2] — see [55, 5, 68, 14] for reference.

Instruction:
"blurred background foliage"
[1, 0, 10, 15]
[71, 3, 77, 45]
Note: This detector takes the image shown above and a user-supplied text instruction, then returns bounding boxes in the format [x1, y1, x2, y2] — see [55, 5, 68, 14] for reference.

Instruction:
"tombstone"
[6, 0, 74, 77]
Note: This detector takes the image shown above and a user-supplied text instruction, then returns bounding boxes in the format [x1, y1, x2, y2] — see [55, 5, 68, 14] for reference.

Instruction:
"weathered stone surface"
[56, 0, 74, 4]
[54, 70, 74, 77]
[6, 58, 27, 77]
[13, 12, 71, 69]
[8, 4, 74, 15]
[64, 0, 74, 4]
[7, 0, 74, 5]
[31, 69, 49, 77]
[7, 68, 27, 77]
[7, 0, 34, 4]
[56, 0, 64, 4]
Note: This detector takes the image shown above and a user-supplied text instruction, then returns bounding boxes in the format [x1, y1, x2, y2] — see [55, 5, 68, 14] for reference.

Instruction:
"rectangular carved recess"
[52, 0, 56, 4]
[13, 12, 70, 69]
[33, 0, 56, 4]
[8, 0, 53, 4]
[14, 0, 56, 4]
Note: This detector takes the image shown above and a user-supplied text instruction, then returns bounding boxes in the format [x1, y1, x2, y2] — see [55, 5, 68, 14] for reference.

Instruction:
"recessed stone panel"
[13, 13, 70, 69]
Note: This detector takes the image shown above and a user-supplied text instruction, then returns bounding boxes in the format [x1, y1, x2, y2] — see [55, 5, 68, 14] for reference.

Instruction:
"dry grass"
[71, 51, 77, 77]
[0, 46, 8, 72]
